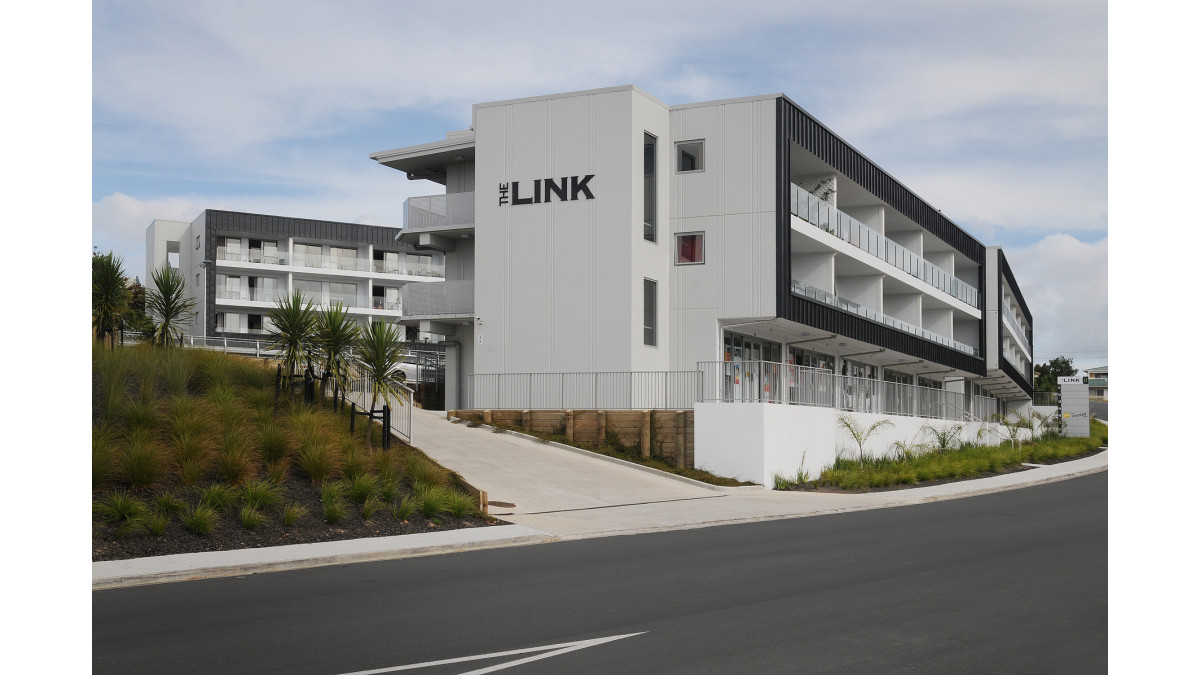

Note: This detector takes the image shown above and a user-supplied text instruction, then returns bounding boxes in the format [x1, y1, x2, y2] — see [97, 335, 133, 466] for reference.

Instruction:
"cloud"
[1004, 234, 1108, 367]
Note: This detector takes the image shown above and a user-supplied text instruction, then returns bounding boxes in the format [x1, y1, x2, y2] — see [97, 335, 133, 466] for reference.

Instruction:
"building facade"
[369, 85, 1034, 414]
[146, 210, 447, 340]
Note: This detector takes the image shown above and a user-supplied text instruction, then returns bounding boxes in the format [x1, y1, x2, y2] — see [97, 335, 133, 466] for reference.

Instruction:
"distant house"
[1086, 366, 1107, 399]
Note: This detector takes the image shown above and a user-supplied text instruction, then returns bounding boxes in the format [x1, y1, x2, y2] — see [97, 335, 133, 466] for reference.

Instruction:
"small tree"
[146, 265, 197, 347]
[1034, 356, 1077, 393]
[314, 302, 360, 400]
[353, 321, 408, 449]
[92, 251, 131, 350]
[836, 413, 894, 466]
[267, 291, 318, 400]
[921, 422, 964, 453]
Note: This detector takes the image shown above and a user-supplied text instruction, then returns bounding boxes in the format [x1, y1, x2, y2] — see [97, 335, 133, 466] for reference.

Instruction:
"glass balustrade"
[790, 185, 979, 308]
[791, 281, 979, 357]
[1001, 300, 1032, 356]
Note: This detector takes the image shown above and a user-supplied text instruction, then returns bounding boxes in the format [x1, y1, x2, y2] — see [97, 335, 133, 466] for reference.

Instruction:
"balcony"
[216, 247, 288, 266]
[1001, 300, 1032, 357]
[371, 259, 445, 277]
[400, 280, 474, 318]
[216, 289, 281, 303]
[405, 193, 475, 232]
[790, 185, 979, 308]
[372, 297, 402, 311]
[792, 281, 979, 357]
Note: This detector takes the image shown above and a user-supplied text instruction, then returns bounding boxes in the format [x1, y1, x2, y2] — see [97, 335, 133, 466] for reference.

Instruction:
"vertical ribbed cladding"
[773, 97, 986, 377]
[776, 96, 986, 266]
[997, 249, 1034, 389]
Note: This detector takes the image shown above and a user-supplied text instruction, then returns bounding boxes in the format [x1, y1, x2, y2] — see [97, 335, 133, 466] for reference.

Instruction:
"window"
[294, 279, 322, 304]
[330, 282, 357, 307]
[676, 140, 704, 172]
[675, 232, 704, 264]
[644, 133, 656, 242]
[643, 279, 657, 346]
[195, 234, 201, 250]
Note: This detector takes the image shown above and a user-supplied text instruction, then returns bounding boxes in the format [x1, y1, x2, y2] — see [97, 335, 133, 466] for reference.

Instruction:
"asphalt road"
[93, 473, 1107, 674]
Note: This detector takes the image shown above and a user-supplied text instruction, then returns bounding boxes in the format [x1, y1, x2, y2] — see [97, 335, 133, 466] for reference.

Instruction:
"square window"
[675, 232, 704, 265]
[676, 140, 704, 172]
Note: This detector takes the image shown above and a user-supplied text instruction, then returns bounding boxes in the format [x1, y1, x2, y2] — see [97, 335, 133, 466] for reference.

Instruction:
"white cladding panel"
[473, 88, 670, 375]
[668, 97, 777, 371]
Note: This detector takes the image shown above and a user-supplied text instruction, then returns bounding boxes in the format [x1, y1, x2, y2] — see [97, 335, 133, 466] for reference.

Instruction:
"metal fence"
[345, 362, 415, 443]
[468, 371, 703, 410]
[697, 361, 976, 420]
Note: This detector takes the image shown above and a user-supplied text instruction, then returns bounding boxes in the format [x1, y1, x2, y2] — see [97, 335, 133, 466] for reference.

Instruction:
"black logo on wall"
[498, 175, 594, 206]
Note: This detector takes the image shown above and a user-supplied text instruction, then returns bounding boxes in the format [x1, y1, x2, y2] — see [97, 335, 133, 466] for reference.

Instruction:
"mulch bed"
[780, 445, 1107, 494]
[93, 473, 506, 562]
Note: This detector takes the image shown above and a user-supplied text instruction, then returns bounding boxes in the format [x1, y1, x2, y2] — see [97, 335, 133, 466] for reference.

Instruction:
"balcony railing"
[400, 280, 474, 317]
[216, 289, 281, 303]
[790, 184, 979, 308]
[1001, 300, 1032, 357]
[216, 247, 288, 265]
[371, 259, 445, 277]
[371, 298, 402, 311]
[792, 281, 979, 357]
[404, 192, 475, 232]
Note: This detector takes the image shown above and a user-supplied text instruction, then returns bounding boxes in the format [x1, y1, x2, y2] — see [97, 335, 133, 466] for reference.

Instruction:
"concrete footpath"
[93, 410, 1108, 590]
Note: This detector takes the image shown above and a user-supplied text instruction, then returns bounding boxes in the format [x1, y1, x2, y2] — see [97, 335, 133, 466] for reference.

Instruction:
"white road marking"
[338, 632, 646, 674]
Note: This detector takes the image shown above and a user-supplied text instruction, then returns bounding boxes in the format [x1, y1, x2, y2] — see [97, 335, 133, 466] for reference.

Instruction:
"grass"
[801, 418, 1107, 491]
[93, 345, 490, 558]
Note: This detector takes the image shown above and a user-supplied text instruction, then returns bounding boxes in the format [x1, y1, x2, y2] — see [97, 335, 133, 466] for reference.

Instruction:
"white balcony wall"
[925, 250, 955, 277]
[446, 161, 475, 193]
[841, 204, 885, 236]
[953, 316, 980, 351]
[791, 251, 835, 293]
[890, 229, 923, 258]
[883, 292, 922, 326]
[923, 307, 953, 340]
[835, 274, 883, 311]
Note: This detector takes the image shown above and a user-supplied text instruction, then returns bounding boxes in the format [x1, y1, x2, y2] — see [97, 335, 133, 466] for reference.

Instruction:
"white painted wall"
[695, 402, 1010, 488]
[668, 96, 777, 371]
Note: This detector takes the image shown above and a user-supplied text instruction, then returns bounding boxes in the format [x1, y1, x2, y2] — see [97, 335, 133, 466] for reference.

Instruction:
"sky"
[89, 0, 1109, 371]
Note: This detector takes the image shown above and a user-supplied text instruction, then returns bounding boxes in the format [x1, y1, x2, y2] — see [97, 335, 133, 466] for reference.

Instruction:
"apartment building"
[145, 210, 447, 340]
[370, 85, 1035, 416]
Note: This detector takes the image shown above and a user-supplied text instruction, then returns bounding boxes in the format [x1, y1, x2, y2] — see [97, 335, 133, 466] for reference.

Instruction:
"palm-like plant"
[353, 320, 408, 448]
[267, 291, 318, 399]
[92, 251, 131, 350]
[314, 302, 360, 399]
[835, 413, 894, 466]
[146, 265, 197, 347]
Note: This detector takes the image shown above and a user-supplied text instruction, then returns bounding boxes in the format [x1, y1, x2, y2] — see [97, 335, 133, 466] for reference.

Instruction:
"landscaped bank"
[93, 344, 496, 562]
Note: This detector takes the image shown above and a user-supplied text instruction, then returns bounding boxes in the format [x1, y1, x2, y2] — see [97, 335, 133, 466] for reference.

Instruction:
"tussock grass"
[198, 483, 237, 513]
[257, 423, 291, 466]
[404, 452, 448, 491]
[120, 400, 159, 433]
[144, 512, 169, 536]
[443, 490, 476, 519]
[241, 479, 282, 510]
[280, 501, 308, 527]
[392, 495, 416, 522]
[95, 490, 147, 525]
[361, 497, 382, 520]
[342, 445, 370, 481]
[239, 505, 266, 530]
[93, 426, 118, 489]
[299, 440, 338, 483]
[122, 429, 164, 490]
[414, 485, 453, 518]
[346, 474, 377, 504]
[153, 492, 187, 517]
[181, 503, 218, 535]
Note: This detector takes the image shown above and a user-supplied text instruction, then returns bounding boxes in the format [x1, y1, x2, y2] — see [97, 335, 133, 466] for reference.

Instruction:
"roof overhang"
[370, 132, 476, 185]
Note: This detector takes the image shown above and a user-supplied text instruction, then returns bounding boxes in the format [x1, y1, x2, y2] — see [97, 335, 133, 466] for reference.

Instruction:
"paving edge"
[541, 458, 1110, 542]
[93, 527, 556, 590]
[446, 415, 760, 493]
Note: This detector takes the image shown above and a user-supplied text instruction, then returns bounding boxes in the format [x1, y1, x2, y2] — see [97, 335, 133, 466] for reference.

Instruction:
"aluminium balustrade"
[790, 185, 979, 308]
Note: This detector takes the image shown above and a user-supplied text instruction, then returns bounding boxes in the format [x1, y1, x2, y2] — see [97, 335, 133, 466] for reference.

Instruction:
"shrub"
[404, 452, 448, 491]
[444, 490, 476, 519]
[144, 512, 169, 536]
[280, 501, 308, 527]
[346, 474, 377, 505]
[95, 490, 147, 525]
[93, 426, 118, 489]
[415, 485, 452, 518]
[198, 483, 237, 513]
[299, 442, 337, 483]
[242, 479, 283, 510]
[392, 495, 416, 522]
[181, 504, 218, 535]
[257, 423, 291, 465]
[123, 429, 164, 489]
[239, 505, 266, 530]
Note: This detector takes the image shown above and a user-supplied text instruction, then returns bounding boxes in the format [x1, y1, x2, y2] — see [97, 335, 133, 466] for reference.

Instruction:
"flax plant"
[266, 291, 318, 401]
[146, 265, 197, 347]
